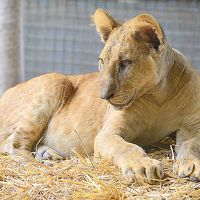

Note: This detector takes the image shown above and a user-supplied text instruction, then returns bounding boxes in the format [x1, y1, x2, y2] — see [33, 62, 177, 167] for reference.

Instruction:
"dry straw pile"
[0, 137, 200, 200]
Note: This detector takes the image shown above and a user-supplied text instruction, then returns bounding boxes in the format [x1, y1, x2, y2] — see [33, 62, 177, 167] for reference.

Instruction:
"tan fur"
[0, 9, 200, 184]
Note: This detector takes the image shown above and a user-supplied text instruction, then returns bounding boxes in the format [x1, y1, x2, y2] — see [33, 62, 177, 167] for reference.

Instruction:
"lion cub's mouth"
[108, 94, 136, 110]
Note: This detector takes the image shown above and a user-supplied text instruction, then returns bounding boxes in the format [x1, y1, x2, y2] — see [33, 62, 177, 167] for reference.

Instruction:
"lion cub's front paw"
[176, 159, 200, 182]
[121, 157, 164, 185]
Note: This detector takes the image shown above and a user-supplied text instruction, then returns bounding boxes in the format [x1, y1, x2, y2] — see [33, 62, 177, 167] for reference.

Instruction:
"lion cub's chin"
[108, 96, 135, 110]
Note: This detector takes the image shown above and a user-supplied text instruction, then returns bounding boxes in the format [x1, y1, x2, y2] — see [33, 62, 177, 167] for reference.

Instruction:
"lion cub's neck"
[150, 48, 197, 105]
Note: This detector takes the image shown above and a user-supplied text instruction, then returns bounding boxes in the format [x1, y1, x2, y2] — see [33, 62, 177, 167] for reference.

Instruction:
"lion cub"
[0, 9, 200, 185]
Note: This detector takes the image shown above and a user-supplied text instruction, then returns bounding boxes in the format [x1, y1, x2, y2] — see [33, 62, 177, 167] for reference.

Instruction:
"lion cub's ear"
[132, 14, 165, 41]
[133, 25, 161, 51]
[92, 8, 121, 43]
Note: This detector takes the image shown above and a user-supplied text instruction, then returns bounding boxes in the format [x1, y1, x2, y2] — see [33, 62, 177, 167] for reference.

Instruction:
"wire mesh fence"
[23, 0, 200, 80]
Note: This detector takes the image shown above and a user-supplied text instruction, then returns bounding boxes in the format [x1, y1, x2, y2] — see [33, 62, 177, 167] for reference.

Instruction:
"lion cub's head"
[93, 9, 169, 109]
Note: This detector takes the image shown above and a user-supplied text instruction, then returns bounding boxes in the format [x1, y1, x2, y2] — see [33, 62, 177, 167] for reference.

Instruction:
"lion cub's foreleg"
[94, 117, 164, 185]
[95, 134, 163, 185]
[176, 129, 200, 182]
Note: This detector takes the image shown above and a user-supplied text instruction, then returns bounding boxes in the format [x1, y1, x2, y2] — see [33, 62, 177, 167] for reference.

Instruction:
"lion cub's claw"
[176, 159, 200, 182]
[122, 157, 164, 185]
[35, 145, 63, 161]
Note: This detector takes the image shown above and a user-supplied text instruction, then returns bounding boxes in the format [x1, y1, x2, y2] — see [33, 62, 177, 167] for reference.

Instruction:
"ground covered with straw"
[0, 137, 200, 200]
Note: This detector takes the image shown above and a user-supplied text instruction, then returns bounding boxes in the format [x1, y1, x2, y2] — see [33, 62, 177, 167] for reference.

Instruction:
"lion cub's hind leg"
[35, 145, 63, 161]
[0, 73, 73, 163]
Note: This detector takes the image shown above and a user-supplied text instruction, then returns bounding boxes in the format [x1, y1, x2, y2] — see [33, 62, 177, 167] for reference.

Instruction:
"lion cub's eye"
[98, 58, 104, 71]
[98, 58, 104, 64]
[120, 59, 132, 69]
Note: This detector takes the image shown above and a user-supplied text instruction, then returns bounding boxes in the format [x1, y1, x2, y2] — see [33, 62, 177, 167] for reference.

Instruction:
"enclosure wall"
[23, 0, 200, 80]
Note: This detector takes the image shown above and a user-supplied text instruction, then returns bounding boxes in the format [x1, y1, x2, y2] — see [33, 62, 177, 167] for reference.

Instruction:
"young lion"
[0, 9, 200, 185]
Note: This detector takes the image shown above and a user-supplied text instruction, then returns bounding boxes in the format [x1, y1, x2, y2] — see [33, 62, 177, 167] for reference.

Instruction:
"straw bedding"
[0, 137, 200, 200]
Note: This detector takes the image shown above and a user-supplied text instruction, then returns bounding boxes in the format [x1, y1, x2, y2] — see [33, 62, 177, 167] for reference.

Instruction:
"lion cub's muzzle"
[100, 85, 114, 100]
[99, 76, 115, 100]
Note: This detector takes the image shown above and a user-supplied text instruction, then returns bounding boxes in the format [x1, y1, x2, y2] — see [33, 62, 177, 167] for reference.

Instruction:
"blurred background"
[0, 0, 200, 94]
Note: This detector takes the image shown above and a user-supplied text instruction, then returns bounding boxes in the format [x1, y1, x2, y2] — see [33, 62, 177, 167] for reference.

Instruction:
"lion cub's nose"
[100, 88, 114, 100]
